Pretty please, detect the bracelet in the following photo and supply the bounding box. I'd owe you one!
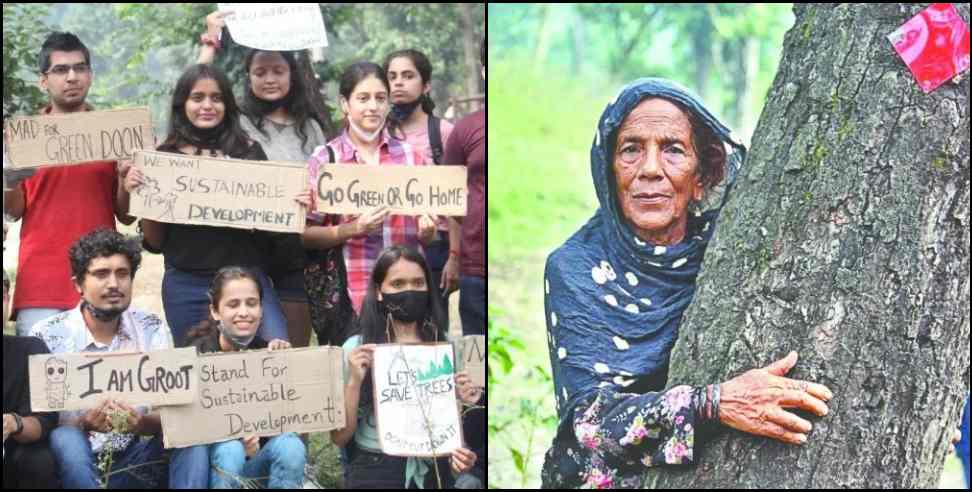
[449,250,460,258]
[200,33,221,51]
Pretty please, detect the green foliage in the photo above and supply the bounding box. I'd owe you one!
[2,4,51,117]
[488,3,794,139]
[4,3,485,134]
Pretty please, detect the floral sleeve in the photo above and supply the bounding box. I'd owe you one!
[544,385,711,489]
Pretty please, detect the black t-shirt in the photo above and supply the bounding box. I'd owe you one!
[146,142,277,275]
[3,336,59,449]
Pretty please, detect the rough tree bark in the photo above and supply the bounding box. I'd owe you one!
[648,3,970,488]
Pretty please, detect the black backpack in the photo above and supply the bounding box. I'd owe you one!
[428,115,444,165]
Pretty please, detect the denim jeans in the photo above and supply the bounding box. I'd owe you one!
[959,396,970,489]
[459,275,486,336]
[15,307,65,336]
[209,433,306,489]
[49,426,209,489]
[162,266,289,347]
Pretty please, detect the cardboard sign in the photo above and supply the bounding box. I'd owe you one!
[160,346,345,449]
[459,336,486,388]
[315,164,468,216]
[3,107,153,169]
[29,348,197,412]
[131,150,307,233]
[219,3,328,51]
[373,344,464,457]
[888,3,970,93]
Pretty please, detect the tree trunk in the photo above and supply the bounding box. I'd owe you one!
[648,3,970,488]
[459,2,483,111]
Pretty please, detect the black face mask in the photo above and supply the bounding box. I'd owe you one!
[81,299,125,322]
[380,290,429,324]
[250,86,294,116]
[390,99,422,122]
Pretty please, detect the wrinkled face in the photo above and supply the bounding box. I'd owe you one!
[613,98,703,245]
[249,51,291,102]
[341,75,389,134]
[210,278,262,341]
[387,56,429,105]
[75,254,133,314]
[185,78,225,130]
[40,50,93,111]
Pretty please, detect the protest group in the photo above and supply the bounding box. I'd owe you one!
[3,5,486,489]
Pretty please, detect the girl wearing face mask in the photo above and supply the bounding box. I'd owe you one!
[304,62,438,321]
[197,10,333,351]
[127,64,312,348]
[384,49,462,318]
[330,246,481,489]
[184,266,305,489]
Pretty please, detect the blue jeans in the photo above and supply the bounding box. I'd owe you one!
[459,275,486,336]
[209,433,306,489]
[162,266,289,347]
[49,426,209,488]
[959,396,970,489]
[15,307,65,336]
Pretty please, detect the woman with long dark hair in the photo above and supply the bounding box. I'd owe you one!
[125,64,312,348]
[384,49,462,319]
[304,62,438,328]
[330,246,481,489]
[197,10,332,350]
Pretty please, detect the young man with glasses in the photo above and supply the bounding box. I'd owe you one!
[3,32,136,337]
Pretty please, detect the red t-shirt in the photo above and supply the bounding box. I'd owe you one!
[13,107,118,313]
[444,108,485,278]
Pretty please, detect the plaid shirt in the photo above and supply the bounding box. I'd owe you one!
[307,129,426,313]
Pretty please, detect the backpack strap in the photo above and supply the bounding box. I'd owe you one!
[428,115,444,165]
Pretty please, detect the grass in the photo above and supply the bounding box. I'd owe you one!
[487,58,615,488]
[485,58,972,490]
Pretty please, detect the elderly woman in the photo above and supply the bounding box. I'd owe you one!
[541,79,834,489]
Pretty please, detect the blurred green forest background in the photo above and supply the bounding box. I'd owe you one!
[486,3,968,489]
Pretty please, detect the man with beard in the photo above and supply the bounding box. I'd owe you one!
[4,32,136,338]
[28,229,209,488]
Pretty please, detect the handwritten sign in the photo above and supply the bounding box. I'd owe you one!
[160,346,345,449]
[373,344,464,457]
[131,150,307,233]
[315,164,467,216]
[3,107,153,169]
[459,336,486,388]
[29,348,197,412]
[219,3,328,51]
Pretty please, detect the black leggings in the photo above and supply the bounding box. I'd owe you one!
[346,448,452,489]
[3,440,61,489]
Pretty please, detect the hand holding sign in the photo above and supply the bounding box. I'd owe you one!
[80,399,113,433]
[353,207,390,237]
[455,371,484,406]
[349,344,377,385]
[451,448,478,476]
[417,214,437,244]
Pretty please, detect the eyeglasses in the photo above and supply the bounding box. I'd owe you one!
[45,63,91,76]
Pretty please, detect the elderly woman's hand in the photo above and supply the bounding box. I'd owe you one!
[719,351,833,445]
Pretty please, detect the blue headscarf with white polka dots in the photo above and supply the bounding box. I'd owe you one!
[544,78,746,425]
